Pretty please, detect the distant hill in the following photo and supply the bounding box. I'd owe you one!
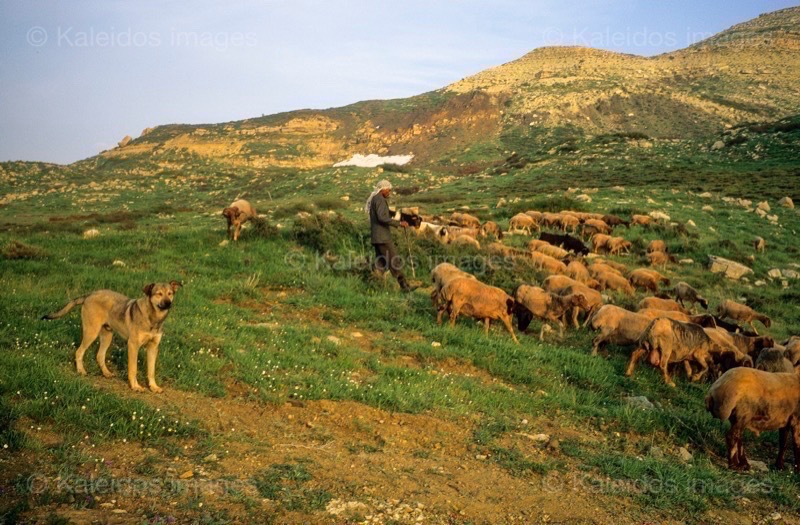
[36,7,800,173]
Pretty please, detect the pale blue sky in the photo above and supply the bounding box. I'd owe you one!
[1,1,796,164]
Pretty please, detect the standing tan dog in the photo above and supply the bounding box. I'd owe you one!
[42,281,181,393]
[222,199,257,241]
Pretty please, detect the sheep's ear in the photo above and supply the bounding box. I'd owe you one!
[143,283,155,296]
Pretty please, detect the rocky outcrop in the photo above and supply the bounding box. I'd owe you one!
[709,256,753,280]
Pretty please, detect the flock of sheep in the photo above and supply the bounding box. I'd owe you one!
[410,207,800,474]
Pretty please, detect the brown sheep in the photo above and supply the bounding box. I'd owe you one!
[591,234,612,254]
[631,214,653,227]
[514,284,588,340]
[449,235,481,250]
[593,259,629,274]
[583,219,612,237]
[702,327,756,378]
[524,210,543,224]
[706,367,800,472]
[440,278,518,343]
[446,226,480,239]
[595,270,635,296]
[646,251,676,268]
[548,282,604,328]
[673,282,709,311]
[449,212,481,229]
[717,300,772,335]
[606,237,632,256]
[753,236,766,253]
[222,199,257,241]
[529,251,567,274]
[588,305,653,356]
[559,214,581,234]
[602,214,629,228]
[756,348,795,373]
[637,297,689,314]
[646,240,667,254]
[430,263,476,320]
[785,337,800,366]
[626,318,718,387]
[628,268,671,293]
[533,242,569,260]
[541,212,561,229]
[480,221,503,240]
[565,260,600,289]
[509,213,538,235]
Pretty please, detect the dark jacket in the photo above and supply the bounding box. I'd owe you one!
[369,192,400,244]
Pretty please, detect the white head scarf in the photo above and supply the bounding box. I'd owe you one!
[364,180,392,214]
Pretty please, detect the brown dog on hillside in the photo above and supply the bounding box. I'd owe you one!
[222,199,257,241]
[42,282,181,393]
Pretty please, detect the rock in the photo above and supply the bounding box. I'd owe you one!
[754,280,766,287]
[782,280,789,288]
[112,260,126,267]
[755,208,767,218]
[702,205,713,212]
[612,186,625,192]
[782,269,799,279]
[218,239,229,247]
[771,513,782,522]
[203,453,218,463]
[340,195,350,201]
[311,337,322,344]
[326,335,341,346]
[476,454,487,460]
[768,269,782,279]
[649,211,671,222]
[431,342,441,347]
[649,446,664,459]
[778,196,794,209]
[625,396,655,410]
[496,198,507,208]
[351,332,363,338]
[678,447,693,462]
[767,214,778,222]
[547,439,560,452]
[100,502,115,509]
[749,460,769,472]
[709,256,754,280]
[532,433,550,443]
[83,228,101,239]
[711,140,725,150]
[179,471,194,479]
[686,220,696,227]
[679,259,694,265]
[699,192,713,198]
[111,509,127,514]
[575,194,592,203]
[756,201,771,213]
[118,135,132,148]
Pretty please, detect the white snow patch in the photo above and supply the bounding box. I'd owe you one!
[333,153,413,168]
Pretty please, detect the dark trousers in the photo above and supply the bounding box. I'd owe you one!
[373,242,408,287]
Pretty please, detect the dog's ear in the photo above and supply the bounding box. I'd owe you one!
[143,283,156,296]
[222,207,232,218]
[169,280,182,293]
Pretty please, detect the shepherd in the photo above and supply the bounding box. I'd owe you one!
[365,180,418,292]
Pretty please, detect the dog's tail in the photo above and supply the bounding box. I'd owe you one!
[41,296,86,320]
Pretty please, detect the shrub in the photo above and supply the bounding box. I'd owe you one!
[1,240,47,260]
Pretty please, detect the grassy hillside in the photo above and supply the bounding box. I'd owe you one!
[2,121,800,523]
